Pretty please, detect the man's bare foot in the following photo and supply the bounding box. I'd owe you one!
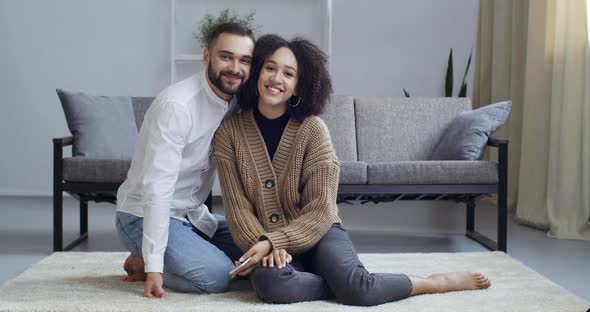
[122,254,146,282]
[427,272,491,293]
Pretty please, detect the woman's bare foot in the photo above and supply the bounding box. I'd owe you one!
[428,272,491,292]
[122,254,146,282]
[410,272,491,295]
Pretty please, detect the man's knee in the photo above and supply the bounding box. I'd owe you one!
[188,262,232,294]
[164,262,231,294]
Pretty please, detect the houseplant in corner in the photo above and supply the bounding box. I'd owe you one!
[403,48,472,97]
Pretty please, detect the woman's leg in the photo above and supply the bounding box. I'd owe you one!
[311,224,412,306]
[249,256,330,304]
[312,224,491,306]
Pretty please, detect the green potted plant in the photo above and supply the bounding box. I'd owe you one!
[195,9,259,48]
[403,48,472,98]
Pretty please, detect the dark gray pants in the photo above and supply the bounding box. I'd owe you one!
[250,224,413,306]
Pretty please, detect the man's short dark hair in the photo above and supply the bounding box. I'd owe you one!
[237,34,333,121]
[207,22,255,49]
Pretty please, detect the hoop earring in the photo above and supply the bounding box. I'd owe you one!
[255,88,258,97]
[289,95,301,107]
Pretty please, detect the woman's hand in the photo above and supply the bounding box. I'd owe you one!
[231,240,272,277]
[262,249,292,269]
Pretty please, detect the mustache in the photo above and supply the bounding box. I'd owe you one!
[220,70,245,79]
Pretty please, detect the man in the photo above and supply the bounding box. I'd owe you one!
[115,22,255,298]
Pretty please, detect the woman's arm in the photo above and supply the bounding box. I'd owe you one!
[260,118,340,254]
[214,120,267,252]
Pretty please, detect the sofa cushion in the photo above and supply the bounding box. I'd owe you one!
[367,161,498,184]
[355,98,471,161]
[320,95,357,161]
[62,157,131,183]
[339,161,367,184]
[430,101,512,160]
[57,89,138,159]
[131,97,155,130]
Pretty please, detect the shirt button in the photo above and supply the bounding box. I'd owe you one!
[264,179,274,189]
[270,214,279,223]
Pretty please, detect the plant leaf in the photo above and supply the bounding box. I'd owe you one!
[460,49,472,95]
[403,88,411,97]
[445,48,453,97]
[458,83,467,97]
[195,9,258,48]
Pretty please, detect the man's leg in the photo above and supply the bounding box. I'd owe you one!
[115,211,234,293]
[115,212,146,281]
[205,214,245,262]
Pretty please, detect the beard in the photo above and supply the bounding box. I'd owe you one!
[207,65,246,95]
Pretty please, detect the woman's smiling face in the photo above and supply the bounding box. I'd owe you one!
[257,47,299,113]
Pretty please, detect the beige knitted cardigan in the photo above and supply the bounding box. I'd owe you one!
[214,110,341,254]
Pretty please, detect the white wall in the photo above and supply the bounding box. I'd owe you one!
[0,0,170,195]
[0,0,479,196]
[332,0,478,97]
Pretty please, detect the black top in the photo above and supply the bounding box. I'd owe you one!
[254,106,290,161]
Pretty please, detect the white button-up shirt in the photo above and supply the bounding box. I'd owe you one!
[116,71,236,273]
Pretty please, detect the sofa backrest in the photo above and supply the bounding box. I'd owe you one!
[131,97,155,130]
[133,95,360,162]
[132,96,471,162]
[319,95,357,161]
[355,97,471,161]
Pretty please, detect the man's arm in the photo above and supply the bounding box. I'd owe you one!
[139,100,190,273]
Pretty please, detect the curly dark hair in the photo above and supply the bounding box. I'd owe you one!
[237,34,333,121]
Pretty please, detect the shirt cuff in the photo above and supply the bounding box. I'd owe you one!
[259,231,290,251]
[144,254,164,273]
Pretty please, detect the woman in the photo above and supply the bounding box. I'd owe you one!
[214,34,491,306]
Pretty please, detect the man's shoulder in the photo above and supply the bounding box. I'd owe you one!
[154,73,204,108]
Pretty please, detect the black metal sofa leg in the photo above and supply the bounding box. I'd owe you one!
[465,196,507,252]
[53,192,89,252]
[466,199,475,232]
[80,195,89,238]
[53,186,63,252]
[465,199,502,250]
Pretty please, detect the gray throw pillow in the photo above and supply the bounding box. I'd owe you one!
[57,89,138,159]
[430,101,511,160]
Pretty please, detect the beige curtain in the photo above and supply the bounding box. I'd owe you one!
[475,0,590,240]
[473,0,528,211]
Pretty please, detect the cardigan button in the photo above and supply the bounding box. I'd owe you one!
[264,179,274,189]
[270,214,279,223]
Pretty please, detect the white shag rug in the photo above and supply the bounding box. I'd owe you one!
[0,252,587,312]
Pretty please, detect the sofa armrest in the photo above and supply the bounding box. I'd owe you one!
[53,136,73,184]
[486,136,509,147]
[53,136,74,147]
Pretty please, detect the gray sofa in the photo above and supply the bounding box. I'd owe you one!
[53,96,507,252]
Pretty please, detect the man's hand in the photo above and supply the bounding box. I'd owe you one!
[231,240,272,277]
[144,272,166,298]
[261,249,292,269]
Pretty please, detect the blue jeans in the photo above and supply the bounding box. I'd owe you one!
[115,211,243,293]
